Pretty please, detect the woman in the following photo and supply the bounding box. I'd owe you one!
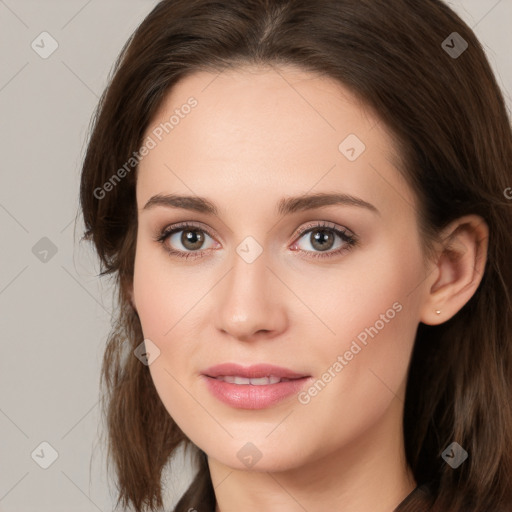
[79,1,512,511]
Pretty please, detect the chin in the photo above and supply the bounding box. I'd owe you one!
[200,432,315,473]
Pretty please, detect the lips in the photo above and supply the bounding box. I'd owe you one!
[203,363,308,380]
[201,363,311,409]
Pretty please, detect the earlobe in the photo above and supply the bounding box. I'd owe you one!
[420,215,488,326]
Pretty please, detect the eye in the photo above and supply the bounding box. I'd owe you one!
[290,221,358,259]
[154,222,218,259]
[154,220,358,260]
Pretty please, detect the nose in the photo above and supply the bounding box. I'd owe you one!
[214,248,288,342]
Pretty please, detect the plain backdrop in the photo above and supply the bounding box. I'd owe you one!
[0,1,511,510]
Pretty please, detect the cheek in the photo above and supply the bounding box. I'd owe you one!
[299,231,424,355]
[301,236,425,407]
[132,245,205,435]
[288,255,423,461]
[132,239,188,339]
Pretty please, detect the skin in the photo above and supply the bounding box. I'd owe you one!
[131,64,488,512]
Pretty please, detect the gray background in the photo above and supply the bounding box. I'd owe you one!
[0,1,510,510]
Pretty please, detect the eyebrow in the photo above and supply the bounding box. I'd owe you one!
[142,192,379,216]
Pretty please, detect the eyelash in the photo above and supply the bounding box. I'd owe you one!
[153,221,358,261]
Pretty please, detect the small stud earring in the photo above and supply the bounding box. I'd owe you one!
[435,310,441,315]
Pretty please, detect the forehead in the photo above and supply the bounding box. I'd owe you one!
[143,64,385,159]
[136,65,414,219]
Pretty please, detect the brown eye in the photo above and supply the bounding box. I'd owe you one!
[308,229,336,252]
[180,229,206,251]
[291,222,358,259]
[156,223,217,258]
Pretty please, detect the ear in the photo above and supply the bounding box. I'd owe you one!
[420,214,489,325]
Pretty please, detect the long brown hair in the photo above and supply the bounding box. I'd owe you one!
[79,1,512,511]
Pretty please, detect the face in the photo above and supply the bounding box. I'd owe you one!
[132,65,430,473]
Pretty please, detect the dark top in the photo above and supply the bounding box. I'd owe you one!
[393,482,434,511]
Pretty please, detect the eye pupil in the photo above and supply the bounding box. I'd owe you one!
[311,230,334,251]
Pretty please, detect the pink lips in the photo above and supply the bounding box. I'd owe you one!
[202,363,311,410]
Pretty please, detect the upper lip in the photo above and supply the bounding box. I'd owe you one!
[202,363,308,379]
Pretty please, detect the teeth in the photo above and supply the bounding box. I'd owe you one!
[217,375,284,385]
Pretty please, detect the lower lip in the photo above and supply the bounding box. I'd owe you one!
[202,376,311,409]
